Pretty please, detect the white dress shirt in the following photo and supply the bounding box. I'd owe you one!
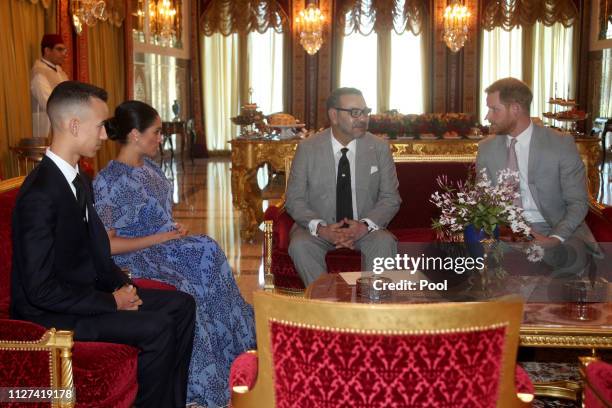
[507,122,562,241]
[308,131,379,236]
[45,148,88,220]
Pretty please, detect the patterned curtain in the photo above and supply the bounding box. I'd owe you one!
[200,0,287,36]
[482,0,580,31]
[337,0,426,36]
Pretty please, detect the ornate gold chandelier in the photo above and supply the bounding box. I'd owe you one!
[295,3,325,55]
[443,1,471,53]
[70,0,107,34]
[149,0,180,46]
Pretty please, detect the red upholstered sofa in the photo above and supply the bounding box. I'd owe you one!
[0,176,175,408]
[264,160,612,292]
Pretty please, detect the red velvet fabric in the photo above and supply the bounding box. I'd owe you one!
[270,321,508,407]
[72,342,139,408]
[133,277,177,291]
[389,162,472,230]
[514,365,535,395]
[0,188,19,319]
[0,349,52,408]
[229,352,259,392]
[602,206,612,221]
[585,361,612,408]
[265,207,294,252]
[229,347,532,406]
[586,209,612,243]
[0,319,47,341]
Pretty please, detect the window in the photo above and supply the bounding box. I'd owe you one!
[202,30,285,151]
[339,32,378,111]
[202,33,240,151]
[339,0,425,114]
[131,0,190,126]
[601,48,612,118]
[480,26,522,122]
[531,22,574,119]
[134,53,189,121]
[339,31,424,114]
[389,31,424,114]
[131,0,188,55]
[248,30,285,114]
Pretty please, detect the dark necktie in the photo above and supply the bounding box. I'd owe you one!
[506,138,522,208]
[336,147,353,222]
[72,174,87,222]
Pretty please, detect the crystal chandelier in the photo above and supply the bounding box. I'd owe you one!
[295,3,325,55]
[149,0,180,47]
[71,0,107,34]
[443,1,471,53]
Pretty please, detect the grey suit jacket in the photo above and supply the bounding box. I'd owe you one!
[285,128,401,229]
[476,124,598,250]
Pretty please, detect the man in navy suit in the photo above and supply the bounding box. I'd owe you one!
[11,81,196,408]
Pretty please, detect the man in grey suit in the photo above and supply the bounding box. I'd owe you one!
[286,87,402,286]
[477,77,600,276]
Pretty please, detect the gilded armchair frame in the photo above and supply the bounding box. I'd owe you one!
[0,176,75,408]
[0,328,75,408]
[231,292,532,408]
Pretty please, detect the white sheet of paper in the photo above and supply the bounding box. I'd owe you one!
[339,270,424,285]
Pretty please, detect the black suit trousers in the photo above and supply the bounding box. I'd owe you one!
[70,289,195,408]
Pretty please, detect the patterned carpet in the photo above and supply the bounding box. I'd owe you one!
[520,362,581,407]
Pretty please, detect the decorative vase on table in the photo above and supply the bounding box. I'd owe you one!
[463,224,503,292]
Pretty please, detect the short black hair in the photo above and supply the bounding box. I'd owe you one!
[326,87,364,111]
[47,81,108,120]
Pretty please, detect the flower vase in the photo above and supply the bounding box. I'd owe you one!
[464,225,501,292]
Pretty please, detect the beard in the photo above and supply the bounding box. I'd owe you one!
[490,117,516,135]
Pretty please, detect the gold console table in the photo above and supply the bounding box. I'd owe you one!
[230,137,602,241]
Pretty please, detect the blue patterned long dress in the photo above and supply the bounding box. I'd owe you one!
[93,159,255,407]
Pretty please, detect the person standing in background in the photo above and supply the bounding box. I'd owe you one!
[31,34,69,138]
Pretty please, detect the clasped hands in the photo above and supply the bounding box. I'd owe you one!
[158,222,189,244]
[113,284,142,311]
[317,218,368,249]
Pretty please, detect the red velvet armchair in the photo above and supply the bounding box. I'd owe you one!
[263,160,474,292]
[0,176,175,407]
[264,159,612,292]
[229,292,534,407]
[584,360,612,408]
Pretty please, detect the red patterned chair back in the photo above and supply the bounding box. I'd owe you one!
[0,177,25,319]
[232,292,529,408]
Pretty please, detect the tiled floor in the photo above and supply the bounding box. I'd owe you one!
[162,157,265,305]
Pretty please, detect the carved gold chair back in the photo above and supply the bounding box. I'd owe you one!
[231,291,531,408]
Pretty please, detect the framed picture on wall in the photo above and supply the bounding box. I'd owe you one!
[591,0,612,50]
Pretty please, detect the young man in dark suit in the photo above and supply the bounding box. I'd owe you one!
[11,81,196,408]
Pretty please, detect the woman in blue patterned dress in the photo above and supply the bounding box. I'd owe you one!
[93,101,255,407]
